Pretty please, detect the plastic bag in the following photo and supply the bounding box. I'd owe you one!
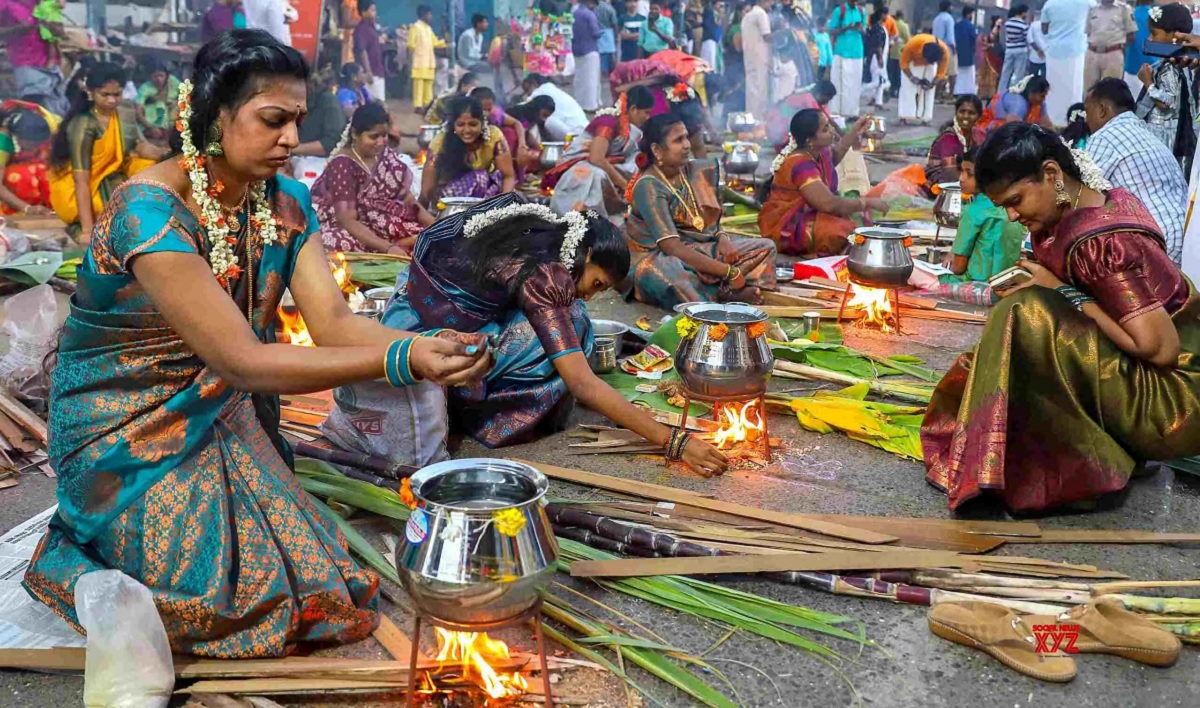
[0,284,59,409]
[76,570,174,708]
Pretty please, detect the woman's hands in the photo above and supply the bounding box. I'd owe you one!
[865,197,889,214]
[715,233,739,264]
[681,435,729,477]
[409,331,493,386]
[997,259,1063,298]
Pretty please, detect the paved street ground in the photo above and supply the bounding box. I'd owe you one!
[2,97,1198,708]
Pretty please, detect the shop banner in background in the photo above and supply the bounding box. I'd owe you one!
[290,0,325,65]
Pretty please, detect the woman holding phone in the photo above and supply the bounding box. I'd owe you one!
[923,123,1200,514]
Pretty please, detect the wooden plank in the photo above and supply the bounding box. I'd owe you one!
[181,678,409,695]
[0,411,38,452]
[0,391,47,446]
[805,514,1041,538]
[1000,530,1200,544]
[570,550,966,578]
[281,406,328,427]
[760,291,829,309]
[373,613,430,663]
[0,647,85,672]
[519,460,899,545]
[760,306,842,319]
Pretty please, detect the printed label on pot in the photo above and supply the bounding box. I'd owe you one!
[406,508,429,545]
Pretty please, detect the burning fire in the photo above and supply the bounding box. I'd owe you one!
[416,148,429,165]
[277,306,313,347]
[432,628,529,699]
[277,253,360,345]
[710,399,765,450]
[846,284,895,332]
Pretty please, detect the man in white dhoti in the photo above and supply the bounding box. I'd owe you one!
[953,7,979,95]
[573,0,604,111]
[828,0,867,117]
[742,0,773,120]
[1040,0,1090,126]
[898,34,947,125]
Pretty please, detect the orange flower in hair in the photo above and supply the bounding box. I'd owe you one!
[618,93,630,140]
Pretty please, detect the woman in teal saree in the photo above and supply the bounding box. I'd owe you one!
[22,31,490,658]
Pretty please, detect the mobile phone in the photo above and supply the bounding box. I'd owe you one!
[1143,40,1199,59]
[988,266,1033,292]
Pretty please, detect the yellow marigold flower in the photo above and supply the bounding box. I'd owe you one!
[675,316,699,339]
[492,507,527,537]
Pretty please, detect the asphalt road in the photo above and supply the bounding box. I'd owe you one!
[2,101,1198,708]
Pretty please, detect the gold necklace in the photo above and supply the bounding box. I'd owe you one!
[350,146,375,173]
[220,216,255,323]
[652,166,705,231]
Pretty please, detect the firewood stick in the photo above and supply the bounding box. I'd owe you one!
[0,390,47,446]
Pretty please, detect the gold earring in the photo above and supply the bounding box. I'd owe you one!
[206,122,224,156]
[1054,180,1070,206]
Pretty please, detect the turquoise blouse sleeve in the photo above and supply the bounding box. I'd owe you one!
[108,184,201,270]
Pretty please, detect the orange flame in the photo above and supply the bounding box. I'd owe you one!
[847,284,895,332]
[710,399,765,450]
[416,148,429,165]
[330,252,356,296]
[433,629,529,699]
[278,306,313,347]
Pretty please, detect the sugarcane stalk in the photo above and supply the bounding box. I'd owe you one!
[293,441,416,478]
[553,525,662,558]
[1107,594,1200,616]
[1092,580,1200,596]
[883,570,1092,592]
[773,361,933,403]
[546,505,723,558]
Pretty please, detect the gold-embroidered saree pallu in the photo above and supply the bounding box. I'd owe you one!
[922,189,1200,513]
[23,179,378,657]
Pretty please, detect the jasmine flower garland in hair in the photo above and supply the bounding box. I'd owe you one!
[771,137,798,173]
[1060,137,1112,192]
[332,122,352,154]
[1150,6,1162,22]
[462,203,593,268]
[176,79,280,287]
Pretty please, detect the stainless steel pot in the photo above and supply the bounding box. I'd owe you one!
[674,303,774,398]
[933,181,963,228]
[438,196,483,218]
[591,318,629,353]
[540,141,566,171]
[846,227,914,288]
[723,141,760,175]
[418,124,442,149]
[359,286,395,319]
[863,116,887,141]
[726,112,757,134]
[397,458,558,625]
[588,338,618,373]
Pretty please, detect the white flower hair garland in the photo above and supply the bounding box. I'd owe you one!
[1149,6,1162,23]
[462,203,595,268]
[177,79,280,287]
[1060,137,1112,192]
[1010,74,1033,93]
[332,122,352,154]
[771,137,798,173]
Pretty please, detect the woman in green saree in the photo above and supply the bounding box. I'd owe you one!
[922,123,1200,514]
[23,30,491,658]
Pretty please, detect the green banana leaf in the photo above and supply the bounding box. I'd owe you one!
[0,251,63,286]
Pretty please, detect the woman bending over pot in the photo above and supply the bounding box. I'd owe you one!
[325,193,729,477]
